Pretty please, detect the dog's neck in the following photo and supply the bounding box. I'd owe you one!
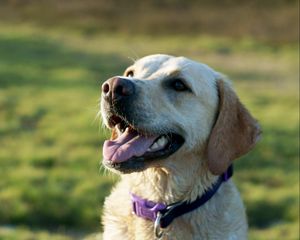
[123,154,217,204]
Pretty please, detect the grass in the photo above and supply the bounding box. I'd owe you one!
[0,24,298,239]
[0,0,298,42]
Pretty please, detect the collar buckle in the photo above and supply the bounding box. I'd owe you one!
[131,193,166,221]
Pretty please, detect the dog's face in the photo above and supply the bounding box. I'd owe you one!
[101,54,261,175]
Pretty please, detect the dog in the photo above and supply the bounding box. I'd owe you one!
[100,54,261,240]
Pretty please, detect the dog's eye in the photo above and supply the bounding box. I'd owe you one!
[126,71,134,77]
[171,79,189,92]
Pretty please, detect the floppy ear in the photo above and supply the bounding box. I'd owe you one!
[207,79,261,175]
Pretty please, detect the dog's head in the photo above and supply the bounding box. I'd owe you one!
[100,54,261,175]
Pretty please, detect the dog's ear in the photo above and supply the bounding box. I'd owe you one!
[111,128,118,140]
[207,79,261,175]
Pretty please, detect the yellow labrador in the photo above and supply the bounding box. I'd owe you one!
[100,54,261,240]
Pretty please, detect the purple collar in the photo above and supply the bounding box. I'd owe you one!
[131,193,167,221]
[130,165,233,230]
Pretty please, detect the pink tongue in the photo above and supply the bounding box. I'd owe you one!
[103,129,157,163]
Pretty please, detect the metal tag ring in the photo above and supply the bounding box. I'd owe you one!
[154,212,164,239]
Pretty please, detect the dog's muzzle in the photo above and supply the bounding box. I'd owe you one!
[101,76,184,173]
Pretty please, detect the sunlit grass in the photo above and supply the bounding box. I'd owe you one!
[0,23,298,239]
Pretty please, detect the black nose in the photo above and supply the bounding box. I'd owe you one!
[102,77,135,101]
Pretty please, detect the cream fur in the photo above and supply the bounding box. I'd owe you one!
[101,54,254,240]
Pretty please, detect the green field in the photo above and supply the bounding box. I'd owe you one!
[0,24,298,240]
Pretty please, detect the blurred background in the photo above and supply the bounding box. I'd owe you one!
[0,0,298,239]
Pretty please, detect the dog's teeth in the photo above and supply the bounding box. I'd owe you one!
[147,136,168,152]
[150,142,159,151]
[157,136,168,147]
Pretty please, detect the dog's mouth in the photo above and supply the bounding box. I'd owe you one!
[102,115,184,173]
